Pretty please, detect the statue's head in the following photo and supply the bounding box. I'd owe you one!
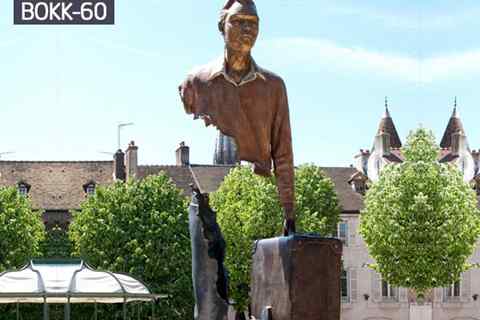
[218,0,259,54]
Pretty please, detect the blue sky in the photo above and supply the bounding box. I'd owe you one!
[2,0,480,166]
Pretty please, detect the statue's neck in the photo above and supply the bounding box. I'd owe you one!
[225,49,252,83]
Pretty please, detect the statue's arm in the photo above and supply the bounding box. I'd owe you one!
[271,79,295,221]
[178,74,196,115]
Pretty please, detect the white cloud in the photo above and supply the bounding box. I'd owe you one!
[259,37,480,84]
[321,3,479,30]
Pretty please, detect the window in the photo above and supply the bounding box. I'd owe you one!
[337,221,348,245]
[381,280,398,301]
[445,280,461,301]
[86,184,95,196]
[17,182,30,197]
[83,181,96,196]
[341,269,349,303]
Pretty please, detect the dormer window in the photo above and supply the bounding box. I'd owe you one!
[83,181,96,196]
[17,181,31,197]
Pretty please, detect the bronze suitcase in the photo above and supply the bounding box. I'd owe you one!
[250,235,342,320]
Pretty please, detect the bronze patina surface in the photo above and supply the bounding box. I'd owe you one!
[179,0,296,234]
[250,236,343,320]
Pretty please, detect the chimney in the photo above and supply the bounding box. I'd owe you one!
[354,149,370,175]
[125,141,138,181]
[176,142,190,166]
[472,150,480,176]
[113,149,126,181]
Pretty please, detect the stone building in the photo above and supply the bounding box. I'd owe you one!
[340,103,480,320]
[0,141,235,229]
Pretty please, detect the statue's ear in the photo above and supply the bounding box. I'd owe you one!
[218,20,224,34]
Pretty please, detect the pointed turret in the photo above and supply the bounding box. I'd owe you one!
[440,98,465,149]
[376,97,402,148]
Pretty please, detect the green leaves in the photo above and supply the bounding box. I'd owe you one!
[0,187,44,272]
[360,128,480,295]
[69,174,193,320]
[211,164,340,311]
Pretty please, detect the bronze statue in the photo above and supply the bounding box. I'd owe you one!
[179,0,296,235]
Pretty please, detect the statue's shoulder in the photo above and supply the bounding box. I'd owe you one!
[256,65,287,89]
[184,58,223,84]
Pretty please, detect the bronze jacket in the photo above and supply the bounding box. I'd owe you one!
[179,57,295,215]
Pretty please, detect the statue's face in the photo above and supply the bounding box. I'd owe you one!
[224,13,259,54]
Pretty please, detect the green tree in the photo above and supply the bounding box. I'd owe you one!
[295,164,341,235]
[0,187,44,271]
[40,226,73,258]
[69,174,193,320]
[211,165,340,311]
[360,128,480,295]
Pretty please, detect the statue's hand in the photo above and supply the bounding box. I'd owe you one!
[282,203,295,236]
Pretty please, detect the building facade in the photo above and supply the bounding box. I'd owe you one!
[340,104,480,320]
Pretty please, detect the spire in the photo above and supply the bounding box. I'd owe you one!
[383,96,391,118]
[214,131,238,165]
[376,98,402,148]
[453,96,459,118]
[440,98,465,148]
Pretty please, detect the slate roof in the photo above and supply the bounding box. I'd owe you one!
[440,107,465,148]
[0,161,114,210]
[377,107,402,149]
[0,161,371,215]
[137,165,195,196]
[138,165,364,213]
[321,167,364,213]
[189,165,236,194]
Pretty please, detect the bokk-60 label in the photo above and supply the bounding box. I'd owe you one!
[14,0,114,25]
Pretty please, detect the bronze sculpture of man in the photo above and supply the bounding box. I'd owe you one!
[179,0,296,235]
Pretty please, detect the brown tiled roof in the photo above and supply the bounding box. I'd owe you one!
[138,165,364,213]
[440,108,464,148]
[137,165,195,196]
[0,161,114,210]
[377,107,402,148]
[383,152,403,163]
[439,152,459,163]
[189,165,236,194]
[321,167,364,213]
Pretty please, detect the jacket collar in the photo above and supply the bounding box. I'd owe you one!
[207,56,266,86]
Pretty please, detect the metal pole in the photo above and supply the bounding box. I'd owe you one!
[43,297,49,320]
[123,297,127,320]
[152,301,155,320]
[94,301,98,320]
[16,302,19,320]
[64,296,71,320]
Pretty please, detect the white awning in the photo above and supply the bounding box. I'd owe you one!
[0,260,161,304]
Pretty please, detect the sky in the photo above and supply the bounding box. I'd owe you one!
[2,0,480,166]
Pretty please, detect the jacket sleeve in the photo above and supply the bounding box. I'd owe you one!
[178,74,196,115]
[271,79,295,218]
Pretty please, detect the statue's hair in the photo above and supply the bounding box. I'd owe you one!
[218,0,256,34]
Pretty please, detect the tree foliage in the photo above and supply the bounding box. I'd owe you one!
[211,164,340,310]
[360,128,480,294]
[69,174,193,320]
[0,187,44,271]
[295,164,341,235]
[41,226,73,259]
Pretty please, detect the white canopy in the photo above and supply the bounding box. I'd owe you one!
[0,260,159,304]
